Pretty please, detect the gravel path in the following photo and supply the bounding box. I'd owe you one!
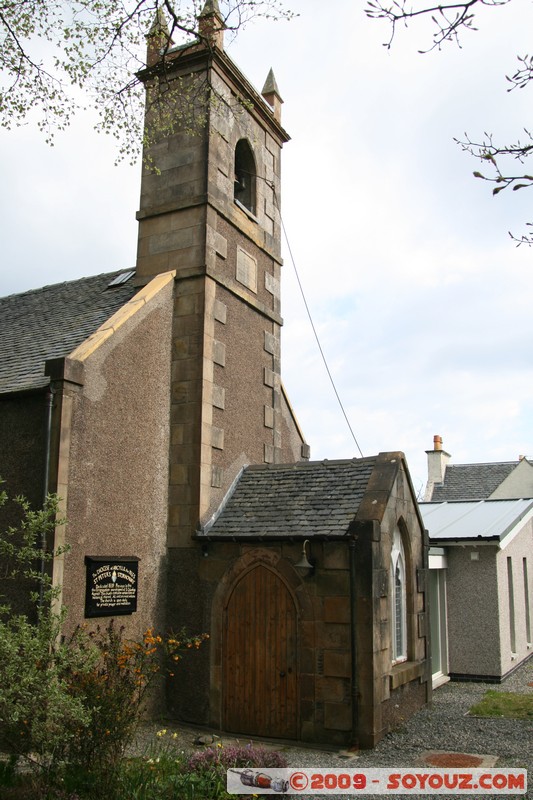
[136,658,533,799]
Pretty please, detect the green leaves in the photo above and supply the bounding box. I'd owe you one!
[0,604,91,770]
[0,481,213,796]
[0,487,64,614]
[0,0,294,160]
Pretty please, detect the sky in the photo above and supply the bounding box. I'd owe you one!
[2,0,533,496]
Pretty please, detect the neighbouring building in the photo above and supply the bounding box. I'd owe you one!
[421,436,533,684]
[424,434,533,502]
[0,1,431,747]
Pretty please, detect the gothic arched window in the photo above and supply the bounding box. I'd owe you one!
[234,139,257,215]
[391,526,407,663]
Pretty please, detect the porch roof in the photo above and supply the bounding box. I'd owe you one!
[420,498,533,546]
[199,457,378,539]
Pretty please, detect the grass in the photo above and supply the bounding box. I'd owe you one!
[469,690,533,719]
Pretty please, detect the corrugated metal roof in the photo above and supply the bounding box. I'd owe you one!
[419,499,533,544]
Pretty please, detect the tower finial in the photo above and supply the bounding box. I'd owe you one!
[146,9,172,67]
[198,0,225,50]
[262,68,283,122]
[199,0,222,15]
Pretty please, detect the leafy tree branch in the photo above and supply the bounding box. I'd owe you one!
[0,0,296,159]
[365,0,509,51]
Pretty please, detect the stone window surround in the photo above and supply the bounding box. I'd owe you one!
[234,138,257,217]
[391,526,407,665]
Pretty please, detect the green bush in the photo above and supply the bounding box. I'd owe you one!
[0,611,91,768]
[0,489,65,616]
[0,483,209,798]
[0,487,89,775]
[186,742,288,800]
[63,622,208,793]
[114,737,288,800]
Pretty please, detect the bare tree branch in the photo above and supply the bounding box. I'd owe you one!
[365,0,509,50]
[366,0,533,242]
[506,52,533,91]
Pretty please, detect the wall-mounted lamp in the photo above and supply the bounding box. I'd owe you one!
[294,539,314,577]
[201,543,209,558]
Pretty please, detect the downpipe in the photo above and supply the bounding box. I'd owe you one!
[39,387,54,611]
[349,537,359,746]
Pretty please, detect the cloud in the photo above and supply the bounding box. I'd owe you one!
[3,0,533,495]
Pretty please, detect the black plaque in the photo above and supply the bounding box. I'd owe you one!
[84,556,140,618]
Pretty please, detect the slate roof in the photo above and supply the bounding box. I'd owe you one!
[420,499,533,545]
[0,271,136,395]
[200,457,378,539]
[430,462,520,501]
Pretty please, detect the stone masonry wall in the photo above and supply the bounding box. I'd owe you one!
[0,393,48,618]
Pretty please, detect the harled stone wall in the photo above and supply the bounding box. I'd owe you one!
[58,276,174,641]
[497,524,533,676]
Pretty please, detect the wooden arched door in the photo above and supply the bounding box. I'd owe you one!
[223,563,298,738]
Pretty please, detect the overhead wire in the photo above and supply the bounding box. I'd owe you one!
[269,182,364,458]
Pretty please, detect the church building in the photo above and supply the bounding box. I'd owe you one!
[0,0,431,748]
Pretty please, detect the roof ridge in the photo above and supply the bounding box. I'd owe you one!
[422,498,533,505]
[244,457,374,472]
[447,461,521,468]
[0,269,128,301]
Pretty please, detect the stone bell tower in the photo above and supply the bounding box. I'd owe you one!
[135,0,306,552]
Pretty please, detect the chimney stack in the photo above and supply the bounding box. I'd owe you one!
[423,434,451,500]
